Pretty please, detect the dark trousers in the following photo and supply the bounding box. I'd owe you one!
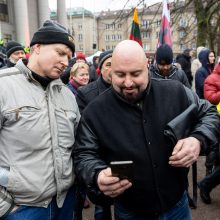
[200,165,220,192]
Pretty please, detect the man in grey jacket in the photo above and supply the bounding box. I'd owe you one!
[0,20,80,220]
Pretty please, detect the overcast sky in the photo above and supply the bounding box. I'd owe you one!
[48,0,165,12]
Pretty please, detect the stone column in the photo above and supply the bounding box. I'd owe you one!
[38,0,50,26]
[13,0,30,46]
[57,0,67,28]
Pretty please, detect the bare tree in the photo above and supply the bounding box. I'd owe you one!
[173,0,220,54]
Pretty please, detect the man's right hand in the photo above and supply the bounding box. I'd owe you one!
[97,168,132,198]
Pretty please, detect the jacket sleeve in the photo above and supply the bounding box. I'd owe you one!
[179,69,191,88]
[184,87,220,153]
[76,89,88,114]
[0,186,14,218]
[204,75,220,105]
[73,116,111,204]
[195,69,206,98]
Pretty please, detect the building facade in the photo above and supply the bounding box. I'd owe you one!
[0,0,197,56]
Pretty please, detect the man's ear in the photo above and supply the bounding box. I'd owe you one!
[32,44,41,54]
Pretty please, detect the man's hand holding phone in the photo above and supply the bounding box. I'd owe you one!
[110,161,134,181]
[97,166,132,198]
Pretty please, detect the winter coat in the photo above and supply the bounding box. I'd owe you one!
[176,52,193,86]
[76,75,111,113]
[191,46,205,91]
[67,81,78,96]
[150,64,190,88]
[0,60,80,214]
[74,78,220,217]
[204,62,220,105]
[191,47,205,76]
[195,49,213,99]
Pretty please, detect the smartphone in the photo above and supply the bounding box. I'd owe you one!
[110,160,133,182]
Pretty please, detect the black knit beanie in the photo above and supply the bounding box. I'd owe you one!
[30,20,75,54]
[156,44,173,65]
[98,50,113,69]
[6,41,24,58]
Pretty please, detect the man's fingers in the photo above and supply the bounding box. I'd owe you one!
[172,140,183,155]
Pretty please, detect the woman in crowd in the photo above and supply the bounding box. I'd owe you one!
[67,62,90,96]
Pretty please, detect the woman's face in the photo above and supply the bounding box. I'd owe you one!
[73,67,89,86]
[208,52,215,64]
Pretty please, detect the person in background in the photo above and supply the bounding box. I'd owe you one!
[75,50,113,220]
[0,20,80,220]
[76,50,113,113]
[61,52,87,85]
[198,60,220,204]
[176,48,194,87]
[0,52,5,68]
[60,57,76,84]
[150,44,190,88]
[67,62,90,96]
[1,41,26,68]
[195,49,215,99]
[191,46,205,90]
[76,52,86,63]
[74,40,220,220]
[89,55,100,82]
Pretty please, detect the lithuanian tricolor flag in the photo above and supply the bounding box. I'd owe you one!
[129,8,142,46]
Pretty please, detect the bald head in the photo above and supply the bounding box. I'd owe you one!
[112,40,147,68]
[111,40,149,103]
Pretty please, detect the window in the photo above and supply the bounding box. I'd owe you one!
[142,20,148,28]
[111,23,115,30]
[112,45,115,50]
[142,32,150,39]
[78,24,82,30]
[179,44,186,50]
[179,17,187,27]
[105,35,110,41]
[106,45,110,50]
[118,24,122,29]
[78,34,83,41]
[112,35,115,40]
[79,44,83,51]
[143,44,150,51]
[156,20,161,27]
[179,31,186,38]
[191,43,196,50]
[117,34,122,41]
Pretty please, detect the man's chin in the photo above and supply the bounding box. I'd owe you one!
[122,94,139,103]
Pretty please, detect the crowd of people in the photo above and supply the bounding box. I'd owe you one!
[0,19,220,220]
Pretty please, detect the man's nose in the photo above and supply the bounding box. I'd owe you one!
[124,76,133,87]
[62,57,69,67]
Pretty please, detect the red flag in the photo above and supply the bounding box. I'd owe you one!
[158,0,172,48]
[129,8,142,46]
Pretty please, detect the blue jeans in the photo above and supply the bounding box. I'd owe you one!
[4,186,76,220]
[114,191,191,220]
[94,204,112,220]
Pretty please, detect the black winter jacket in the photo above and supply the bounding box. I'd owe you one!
[176,53,193,86]
[74,79,220,217]
[76,75,111,113]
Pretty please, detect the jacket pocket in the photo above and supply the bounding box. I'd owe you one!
[4,106,41,125]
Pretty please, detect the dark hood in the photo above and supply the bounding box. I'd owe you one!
[198,49,210,67]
